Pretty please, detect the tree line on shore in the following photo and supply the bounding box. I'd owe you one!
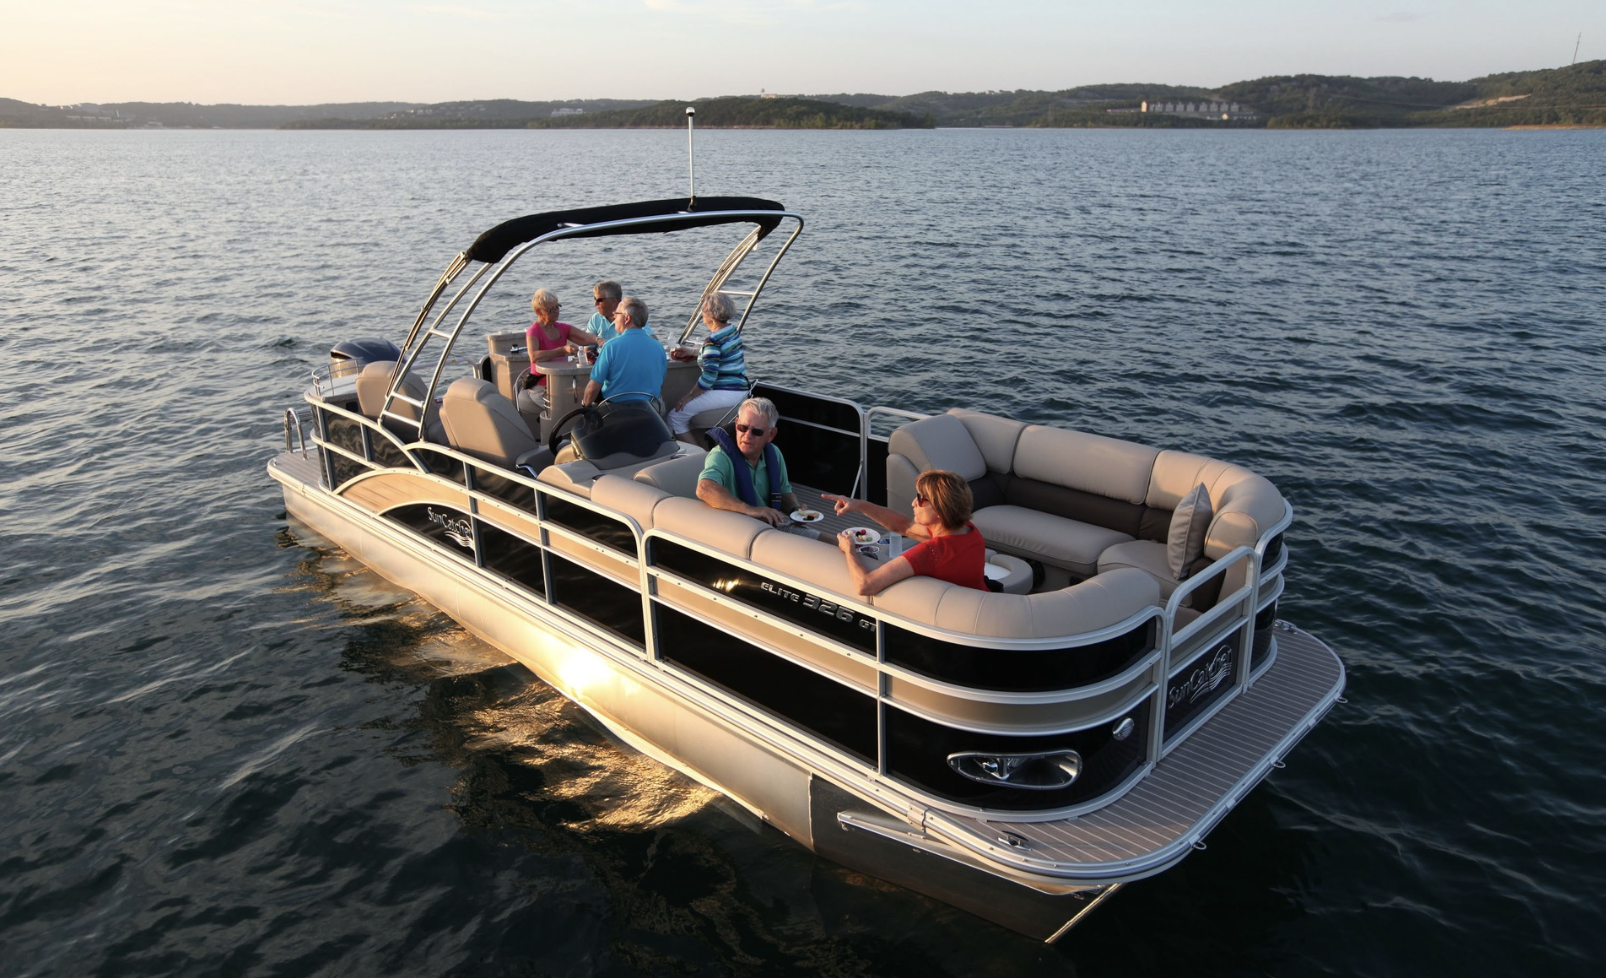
[5,60,1601,130]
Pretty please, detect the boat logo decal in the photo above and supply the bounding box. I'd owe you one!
[427,507,475,551]
[1168,644,1234,708]
[760,580,875,631]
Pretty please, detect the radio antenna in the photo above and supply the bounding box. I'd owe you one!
[1573,32,1582,66]
[686,106,696,204]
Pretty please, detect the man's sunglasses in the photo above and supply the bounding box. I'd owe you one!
[736,423,770,435]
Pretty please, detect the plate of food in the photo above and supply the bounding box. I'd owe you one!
[845,526,880,546]
[790,509,824,523]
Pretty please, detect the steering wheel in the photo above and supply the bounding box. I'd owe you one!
[547,404,598,457]
[546,392,667,458]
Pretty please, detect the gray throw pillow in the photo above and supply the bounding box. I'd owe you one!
[1167,483,1213,580]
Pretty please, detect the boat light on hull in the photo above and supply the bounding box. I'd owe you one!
[946,749,1083,790]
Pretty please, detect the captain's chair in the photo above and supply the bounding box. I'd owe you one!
[439,378,552,475]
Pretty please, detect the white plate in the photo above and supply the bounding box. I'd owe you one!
[845,526,880,545]
[791,509,824,523]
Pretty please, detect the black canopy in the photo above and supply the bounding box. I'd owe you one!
[465,196,788,265]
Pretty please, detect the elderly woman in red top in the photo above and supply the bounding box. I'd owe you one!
[824,469,987,596]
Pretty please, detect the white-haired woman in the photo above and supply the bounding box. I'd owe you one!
[669,292,749,434]
[523,288,603,403]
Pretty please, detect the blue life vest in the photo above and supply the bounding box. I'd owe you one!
[705,427,781,507]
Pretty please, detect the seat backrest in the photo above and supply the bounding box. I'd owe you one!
[439,377,541,468]
[632,452,709,498]
[356,361,424,419]
[356,360,448,443]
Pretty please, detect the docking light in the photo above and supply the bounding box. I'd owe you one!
[946,749,1082,790]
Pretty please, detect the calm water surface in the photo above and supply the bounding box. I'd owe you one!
[2,127,1604,977]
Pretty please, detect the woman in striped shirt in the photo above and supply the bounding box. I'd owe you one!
[669,292,751,435]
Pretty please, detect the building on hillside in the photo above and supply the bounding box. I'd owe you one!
[1140,100,1258,121]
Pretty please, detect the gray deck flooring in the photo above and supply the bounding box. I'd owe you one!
[269,450,322,488]
[930,626,1344,873]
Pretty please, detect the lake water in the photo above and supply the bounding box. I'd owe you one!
[2,126,1604,977]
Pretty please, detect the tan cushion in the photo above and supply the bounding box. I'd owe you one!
[1012,426,1158,506]
[536,459,602,498]
[870,574,950,619]
[1167,483,1213,579]
[587,440,683,472]
[1098,539,1181,599]
[1147,450,1239,508]
[885,453,921,518]
[874,568,1158,638]
[970,505,1132,577]
[947,409,1026,474]
[590,474,670,530]
[1206,475,1284,558]
[633,451,709,498]
[439,377,541,467]
[887,413,987,481]
[749,530,860,597]
[652,496,767,559]
[355,360,443,441]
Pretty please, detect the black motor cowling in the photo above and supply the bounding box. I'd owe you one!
[329,337,403,379]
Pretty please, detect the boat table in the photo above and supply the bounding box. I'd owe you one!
[531,355,592,442]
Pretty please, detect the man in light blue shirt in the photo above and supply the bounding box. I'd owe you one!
[586,280,621,346]
[582,296,666,406]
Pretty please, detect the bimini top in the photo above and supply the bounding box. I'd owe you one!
[466,196,789,265]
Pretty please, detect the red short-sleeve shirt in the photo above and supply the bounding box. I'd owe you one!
[901,522,987,591]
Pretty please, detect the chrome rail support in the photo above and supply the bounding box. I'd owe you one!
[282,407,309,458]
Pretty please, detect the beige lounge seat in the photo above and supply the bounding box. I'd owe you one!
[438,378,551,473]
[537,445,700,499]
[355,360,445,442]
[631,452,709,498]
[870,567,1160,639]
[886,408,1288,604]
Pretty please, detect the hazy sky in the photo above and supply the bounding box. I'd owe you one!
[3,1,1600,105]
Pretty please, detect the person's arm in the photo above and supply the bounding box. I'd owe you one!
[698,478,788,527]
[581,379,602,406]
[821,493,925,539]
[838,533,916,596]
[779,491,802,515]
[567,325,602,348]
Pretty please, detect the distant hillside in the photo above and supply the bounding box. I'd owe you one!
[1220,60,1606,127]
[5,61,1602,130]
[805,85,1217,127]
[0,100,422,128]
[287,96,930,130]
[530,97,930,129]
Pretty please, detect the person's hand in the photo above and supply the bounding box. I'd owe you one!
[837,529,857,554]
[757,507,788,528]
[822,492,854,517]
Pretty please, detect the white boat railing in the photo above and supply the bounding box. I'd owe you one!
[291,394,1291,819]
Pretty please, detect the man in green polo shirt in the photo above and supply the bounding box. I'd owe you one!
[696,397,803,528]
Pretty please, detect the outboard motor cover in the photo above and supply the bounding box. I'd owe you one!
[329,337,403,379]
